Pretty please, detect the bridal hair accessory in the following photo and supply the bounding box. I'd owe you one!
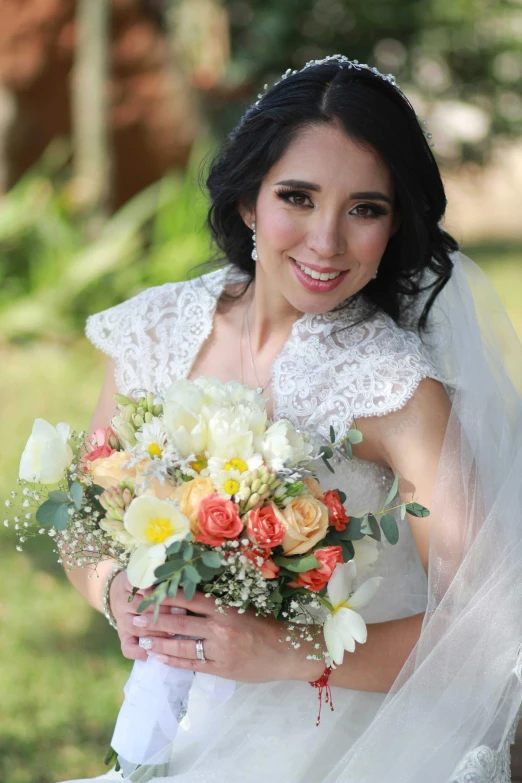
[309,665,334,726]
[251,54,434,148]
[196,639,207,663]
[251,220,258,261]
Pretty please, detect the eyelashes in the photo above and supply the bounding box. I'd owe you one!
[274,188,389,218]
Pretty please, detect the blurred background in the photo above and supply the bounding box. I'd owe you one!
[0,1,521,781]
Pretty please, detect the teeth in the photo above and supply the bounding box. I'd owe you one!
[296,260,341,281]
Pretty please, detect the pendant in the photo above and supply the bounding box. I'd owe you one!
[256,386,263,394]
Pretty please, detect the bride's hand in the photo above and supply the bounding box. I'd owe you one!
[109,571,186,662]
[130,590,324,683]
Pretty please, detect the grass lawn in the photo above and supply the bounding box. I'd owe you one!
[1,249,521,783]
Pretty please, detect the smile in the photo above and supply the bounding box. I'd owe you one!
[294,260,342,280]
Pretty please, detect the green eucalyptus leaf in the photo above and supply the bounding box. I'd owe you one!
[342,440,353,459]
[406,502,430,518]
[346,428,363,445]
[182,579,197,601]
[329,425,335,443]
[360,513,372,535]
[273,553,320,572]
[167,572,181,599]
[48,490,70,504]
[166,540,182,556]
[69,481,84,511]
[367,513,381,541]
[154,557,184,580]
[183,564,202,583]
[381,513,399,545]
[36,499,70,530]
[201,551,223,568]
[320,445,333,459]
[137,595,155,613]
[340,540,355,562]
[336,489,347,504]
[321,455,335,474]
[400,503,407,520]
[335,516,366,541]
[183,543,194,561]
[384,473,400,506]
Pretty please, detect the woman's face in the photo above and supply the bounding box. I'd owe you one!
[249,122,399,315]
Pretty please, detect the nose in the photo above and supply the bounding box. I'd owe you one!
[305,213,346,259]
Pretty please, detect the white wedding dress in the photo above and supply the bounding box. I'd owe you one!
[61,263,519,783]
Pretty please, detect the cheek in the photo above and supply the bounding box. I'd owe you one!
[350,221,393,264]
[261,210,302,251]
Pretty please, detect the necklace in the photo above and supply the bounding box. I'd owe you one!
[242,295,271,394]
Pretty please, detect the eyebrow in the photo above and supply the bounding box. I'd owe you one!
[275,180,392,204]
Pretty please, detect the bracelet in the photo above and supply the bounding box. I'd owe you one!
[102,564,123,630]
[309,665,334,726]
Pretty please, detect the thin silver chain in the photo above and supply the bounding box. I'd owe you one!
[245,293,271,394]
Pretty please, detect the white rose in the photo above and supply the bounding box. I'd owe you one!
[261,419,313,470]
[163,380,207,457]
[19,419,74,484]
[206,408,256,461]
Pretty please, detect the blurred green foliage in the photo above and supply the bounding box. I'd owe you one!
[221,0,522,157]
[0,141,213,341]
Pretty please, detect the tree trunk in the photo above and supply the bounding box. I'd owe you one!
[72,0,111,237]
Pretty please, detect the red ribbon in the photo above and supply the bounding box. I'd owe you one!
[309,665,334,726]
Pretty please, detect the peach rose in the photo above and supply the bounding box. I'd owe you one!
[297,546,344,592]
[172,477,215,532]
[89,451,136,489]
[280,495,329,555]
[323,490,350,532]
[247,504,286,549]
[259,557,280,580]
[304,477,324,500]
[196,493,244,546]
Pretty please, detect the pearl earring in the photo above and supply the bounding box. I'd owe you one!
[251,221,258,261]
[372,269,378,280]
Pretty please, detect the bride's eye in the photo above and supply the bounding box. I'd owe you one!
[275,189,313,208]
[350,203,387,219]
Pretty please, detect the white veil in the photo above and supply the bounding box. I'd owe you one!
[112,252,522,783]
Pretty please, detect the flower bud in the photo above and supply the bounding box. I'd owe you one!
[144,412,153,424]
[153,404,163,417]
[258,483,268,496]
[146,392,155,410]
[113,394,134,407]
[251,478,262,493]
[245,492,261,511]
[122,405,135,422]
[273,484,286,499]
[282,496,294,507]
[132,414,144,428]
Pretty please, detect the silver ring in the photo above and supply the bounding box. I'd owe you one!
[196,638,206,663]
[139,637,153,651]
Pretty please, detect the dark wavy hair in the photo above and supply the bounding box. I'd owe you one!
[205,61,459,332]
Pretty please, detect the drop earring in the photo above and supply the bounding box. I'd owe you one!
[372,269,378,280]
[251,221,258,261]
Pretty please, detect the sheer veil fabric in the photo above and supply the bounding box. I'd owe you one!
[65,253,522,783]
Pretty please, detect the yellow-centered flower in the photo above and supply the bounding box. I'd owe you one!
[189,454,208,473]
[223,478,241,495]
[147,442,162,459]
[145,516,176,544]
[224,457,248,472]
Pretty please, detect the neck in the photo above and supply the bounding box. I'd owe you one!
[247,263,301,352]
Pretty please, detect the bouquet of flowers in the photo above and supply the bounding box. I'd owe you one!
[8,377,429,666]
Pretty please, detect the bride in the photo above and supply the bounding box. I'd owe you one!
[62,56,522,782]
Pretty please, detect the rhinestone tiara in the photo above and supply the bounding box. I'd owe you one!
[251,53,434,147]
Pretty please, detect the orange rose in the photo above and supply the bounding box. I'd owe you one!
[172,477,215,532]
[297,546,344,592]
[247,504,286,549]
[323,490,350,532]
[304,477,324,500]
[196,493,244,546]
[280,495,329,555]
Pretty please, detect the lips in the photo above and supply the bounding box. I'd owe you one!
[290,257,348,293]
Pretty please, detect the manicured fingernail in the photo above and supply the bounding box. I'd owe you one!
[170,607,187,615]
[133,616,149,628]
[155,654,169,664]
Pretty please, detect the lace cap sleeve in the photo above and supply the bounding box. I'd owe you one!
[273,304,445,441]
[85,268,229,394]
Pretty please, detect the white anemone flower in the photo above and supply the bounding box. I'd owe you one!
[123,496,191,588]
[323,561,382,665]
[261,419,313,470]
[352,536,379,576]
[134,418,169,460]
